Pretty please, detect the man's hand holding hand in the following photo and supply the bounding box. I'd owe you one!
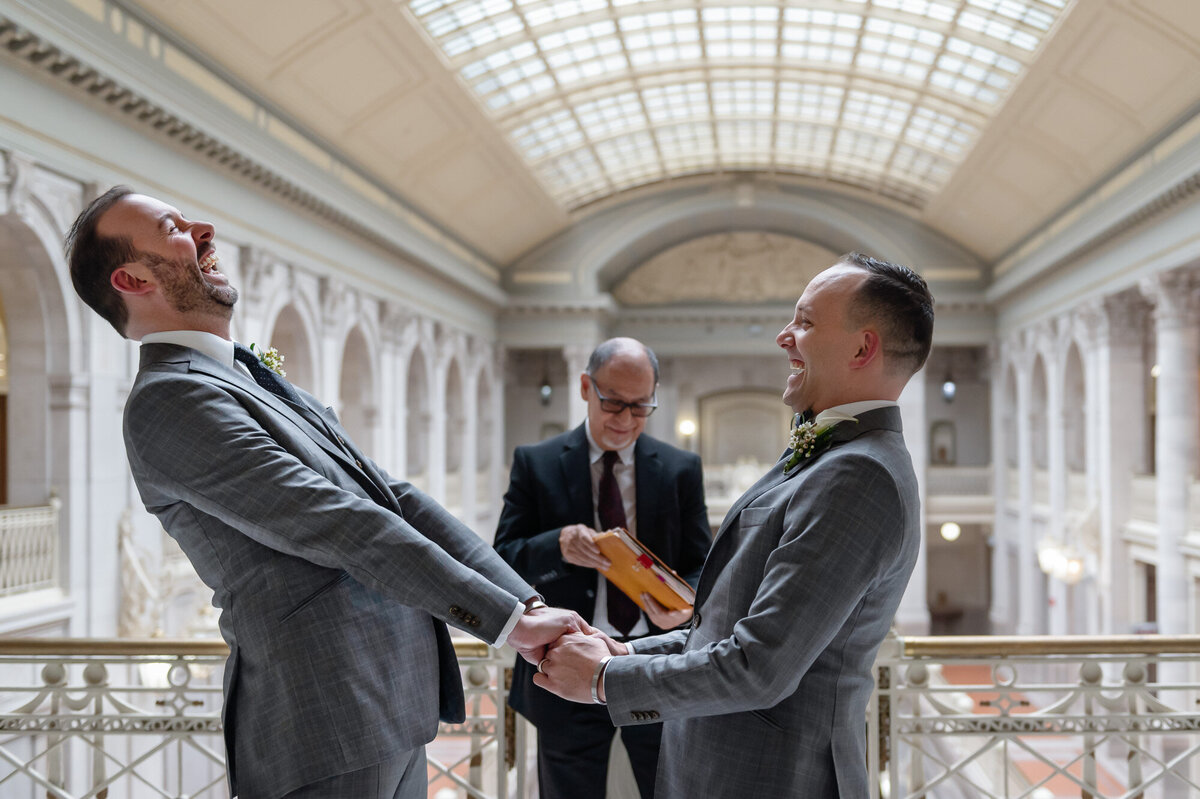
[533,632,614,704]
[509,606,590,664]
[559,524,612,570]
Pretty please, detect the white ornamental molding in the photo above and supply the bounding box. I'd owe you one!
[613,232,837,305]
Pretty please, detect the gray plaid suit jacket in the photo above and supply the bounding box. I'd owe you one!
[123,343,533,799]
[604,406,919,798]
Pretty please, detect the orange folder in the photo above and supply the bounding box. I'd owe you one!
[594,528,696,614]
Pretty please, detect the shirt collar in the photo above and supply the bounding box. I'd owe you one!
[584,419,637,465]
[814,399,896,424]
[141,330,234,369]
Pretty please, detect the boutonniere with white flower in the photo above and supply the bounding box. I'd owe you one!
[249,343,286,377]
[783,410,858,474]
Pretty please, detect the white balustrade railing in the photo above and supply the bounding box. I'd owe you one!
[0,498,60,598]
[871,635,1200,799]
[0,638,526,799]
[927,466,992,497]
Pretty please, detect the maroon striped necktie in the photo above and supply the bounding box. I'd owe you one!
[599,450,640,635]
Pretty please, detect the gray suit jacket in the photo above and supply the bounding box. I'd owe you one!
[604,407,919,798]
[123,344,533,799]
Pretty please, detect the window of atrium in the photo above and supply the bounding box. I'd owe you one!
[407,0,1069,209]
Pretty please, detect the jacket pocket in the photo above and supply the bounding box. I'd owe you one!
[280,572,350,621]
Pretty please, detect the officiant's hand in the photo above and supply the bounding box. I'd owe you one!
[641,593,692,629]
[559,524,611,571]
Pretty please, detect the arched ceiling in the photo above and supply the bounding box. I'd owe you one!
[100,0,1200,267]
[407,0,1066,209]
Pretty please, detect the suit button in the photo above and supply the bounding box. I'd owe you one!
[649,711,660,720]
[338,435,345,445]
[450,605,461,616]
[355,459,363,469]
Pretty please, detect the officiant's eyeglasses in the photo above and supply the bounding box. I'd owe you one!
[588,376,658,418]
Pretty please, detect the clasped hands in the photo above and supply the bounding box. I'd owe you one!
[506,602,628,704]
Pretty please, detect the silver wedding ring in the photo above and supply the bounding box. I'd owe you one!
[537,657,550,675]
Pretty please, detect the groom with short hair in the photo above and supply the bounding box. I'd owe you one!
[536,252,933,798]
[65,186,586,799]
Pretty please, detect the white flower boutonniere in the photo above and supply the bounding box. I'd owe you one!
[783,410,858,474]
[250,343,286,377]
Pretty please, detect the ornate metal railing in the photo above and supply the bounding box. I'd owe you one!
[0,638,525,799]
[0,498,60,598]
[871,635,1200,799]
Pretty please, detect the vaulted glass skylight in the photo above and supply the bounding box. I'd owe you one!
[408,0,1068,209]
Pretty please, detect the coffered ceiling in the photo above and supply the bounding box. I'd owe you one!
[119,0,1200,268]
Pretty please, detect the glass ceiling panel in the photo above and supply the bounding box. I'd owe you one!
[408,0,1070,209]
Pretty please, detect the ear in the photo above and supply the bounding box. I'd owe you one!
[579,372,592,402]
[849,329,881,370]
[110,265,155,297]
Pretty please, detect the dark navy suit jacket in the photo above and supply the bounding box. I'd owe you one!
[494,423,711,727]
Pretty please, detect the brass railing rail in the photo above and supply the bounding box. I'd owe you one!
[902,634,1200,657]
[0,636,490,658]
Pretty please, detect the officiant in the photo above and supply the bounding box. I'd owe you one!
[494,337,712,799]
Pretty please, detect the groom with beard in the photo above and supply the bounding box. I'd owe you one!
[535,253,934,798]
[65,187,588,799]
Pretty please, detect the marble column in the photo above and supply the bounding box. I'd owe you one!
[429,358,448,505]
[563,343,593,429]
[989,344,1012,632]
[1080,293,1148,634]
[462,365,479,532]
[1015,352,1041,636]
[895,366,928,633]
[1141,268,1200,637]
[1045,330,1068,635]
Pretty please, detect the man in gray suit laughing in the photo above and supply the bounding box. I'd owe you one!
[537,253,933,798]
[66,187,587,799]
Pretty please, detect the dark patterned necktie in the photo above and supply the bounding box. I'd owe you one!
[599,450,640,635]
[233,342,302,406]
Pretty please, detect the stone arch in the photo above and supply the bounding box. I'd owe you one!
[264,303,317,395]
[1031,354,1049,470]
[1063,341,1086,474]
[339,325,377,456]
[405,344,432,490]
[1004,363,1018,470]
[443,356,465,511]
[0,193,79,506]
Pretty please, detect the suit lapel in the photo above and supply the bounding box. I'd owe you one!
[560,425,593,524]
[633,437,662,545]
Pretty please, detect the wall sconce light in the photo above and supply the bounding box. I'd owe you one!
[941,372,956,403]
[539,352,553,407]
[678,419,697,437]
[939,522,961,542]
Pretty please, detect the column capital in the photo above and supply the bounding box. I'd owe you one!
[240,246,286,307]
[1140,267,1200,330]
[1079,289,1151,347]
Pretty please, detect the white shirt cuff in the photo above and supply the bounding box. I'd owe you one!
[624,639,636,654]
[492,601,526,648]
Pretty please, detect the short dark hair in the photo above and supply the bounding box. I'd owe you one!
[586,338,660,383]
[65,185,136,336]
[842,251,934,376]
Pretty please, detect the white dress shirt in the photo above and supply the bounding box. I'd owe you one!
[585,420,650,638]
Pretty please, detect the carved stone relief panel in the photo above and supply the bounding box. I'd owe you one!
[613,232,838,305]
